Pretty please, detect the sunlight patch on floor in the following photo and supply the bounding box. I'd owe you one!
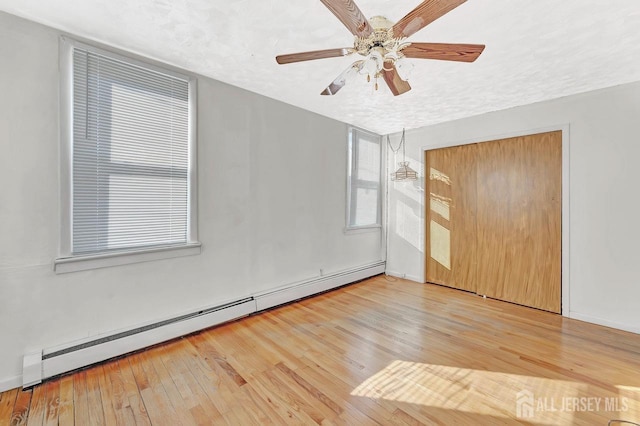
[350,360,587,424]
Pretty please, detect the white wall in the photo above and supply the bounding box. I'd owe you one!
[0,11,383,388]
[386,80,640,334]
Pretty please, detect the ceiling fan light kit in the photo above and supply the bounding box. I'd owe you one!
[276,0,486,96]
[352,15,411,88]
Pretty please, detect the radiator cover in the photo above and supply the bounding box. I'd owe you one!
[21,261,385,388]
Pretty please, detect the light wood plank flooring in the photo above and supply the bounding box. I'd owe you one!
[1,276,639,425]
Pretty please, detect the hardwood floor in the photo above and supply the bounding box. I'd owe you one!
[1,275,639,425]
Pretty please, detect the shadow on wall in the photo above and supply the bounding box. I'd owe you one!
[391,172,424,253]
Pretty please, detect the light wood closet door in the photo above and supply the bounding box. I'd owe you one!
[475,131,562,313]
[425,145,477,292]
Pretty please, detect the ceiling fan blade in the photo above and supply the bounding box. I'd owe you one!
[393,0,467,38]
[321,61,364,95]
[382,65,411,96]
[402,42,485,62]
[319,0,373,37]
[276,48,351,64]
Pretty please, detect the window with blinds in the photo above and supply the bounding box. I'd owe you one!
[68,43,196,256]
[346,127,382,229]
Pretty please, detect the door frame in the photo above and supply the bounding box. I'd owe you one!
[422,125,570,316]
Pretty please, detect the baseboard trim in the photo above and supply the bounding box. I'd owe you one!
[569,312,640,335]
[10,261,385,390]
[253,261,385,311]
[385,270,423,283]
[41,300,255,382]
[0,374,22,393]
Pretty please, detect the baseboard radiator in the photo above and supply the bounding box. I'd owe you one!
[22,261,385,388]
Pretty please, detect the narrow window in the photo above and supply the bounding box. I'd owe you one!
[346,127,382,230]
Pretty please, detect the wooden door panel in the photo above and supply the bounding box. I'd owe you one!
[425,144,477,292]
[475,131,562,313]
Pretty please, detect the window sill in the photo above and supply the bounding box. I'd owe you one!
[54,243,202,274]
[344,225,382,235]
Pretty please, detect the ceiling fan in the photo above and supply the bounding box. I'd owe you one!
[276,0,485,96]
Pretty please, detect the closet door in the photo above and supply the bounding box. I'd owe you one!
[425,145,477,292]
[475,131,562,313]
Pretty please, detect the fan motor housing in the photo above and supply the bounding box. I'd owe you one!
[354,16,408,57]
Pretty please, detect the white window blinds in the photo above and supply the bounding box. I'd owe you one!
[72,47,191,255]
[347,128,382,229]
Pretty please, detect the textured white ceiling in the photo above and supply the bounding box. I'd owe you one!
[1,0,639,134]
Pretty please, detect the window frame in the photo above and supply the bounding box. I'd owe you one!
[55,37,200,273]
[345,126,383,232]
